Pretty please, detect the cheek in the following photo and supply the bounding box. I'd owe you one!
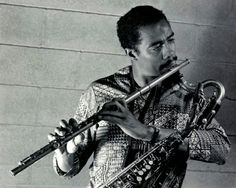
[138,51,162,69]
[140,55,157,66]
[170,42,176,51]
[141,57,161,72]
[148,53,163,65]
[144,50,162,60]
[168,41,176,54]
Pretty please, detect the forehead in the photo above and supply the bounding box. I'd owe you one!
[138,20,173,46]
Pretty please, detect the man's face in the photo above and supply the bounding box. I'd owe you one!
[133,20,176,77]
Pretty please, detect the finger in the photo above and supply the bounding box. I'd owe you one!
[54,127,66,136]
[102,101,117,111]
[69,118,79,129]
[60,119,68,128]
[98,115,121,125]
[74,134,85,145]
[111,98,128,112]
[48,133,56,142]
[114,100,127,112]
[48,133,66,154]
[98,111,125,119]
[115,98,128,108]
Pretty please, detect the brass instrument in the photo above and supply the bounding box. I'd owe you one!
[10,59,190,176]
[100,80,225,188]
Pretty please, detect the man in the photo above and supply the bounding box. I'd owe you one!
[48,6,230,188]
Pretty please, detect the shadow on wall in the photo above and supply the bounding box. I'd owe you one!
[178,0,236,139]
[190,0,236,81]
[182,0,236,102]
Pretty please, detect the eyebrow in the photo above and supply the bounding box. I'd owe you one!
[149,32,175,48]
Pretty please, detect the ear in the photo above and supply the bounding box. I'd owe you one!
[125,48,138,61]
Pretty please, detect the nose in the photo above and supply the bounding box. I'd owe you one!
[162,42,175,60]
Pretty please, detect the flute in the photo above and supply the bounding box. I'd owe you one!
[10,59,190,176]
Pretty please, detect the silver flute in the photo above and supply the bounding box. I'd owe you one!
[10,59,190,176]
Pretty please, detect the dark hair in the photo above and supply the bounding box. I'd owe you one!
[117,6,168,50]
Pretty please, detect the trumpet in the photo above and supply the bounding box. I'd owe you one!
[10,59,190,176]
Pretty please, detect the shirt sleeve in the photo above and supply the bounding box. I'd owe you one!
[53,85,99,178]
[188,118,231,164]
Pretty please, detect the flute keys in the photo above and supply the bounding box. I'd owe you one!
[148,160,154,165]
[138,170,144,176]
[145,164,151,170]
[136,176,142,182]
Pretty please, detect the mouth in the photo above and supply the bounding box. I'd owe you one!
[159,56,177,73]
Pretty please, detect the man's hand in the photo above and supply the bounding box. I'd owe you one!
[97,98,154,141]
[159,128,189,160]
[97,98,189,154]
[48,118,84,154]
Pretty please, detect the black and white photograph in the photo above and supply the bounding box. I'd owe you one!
[0,1,236,188]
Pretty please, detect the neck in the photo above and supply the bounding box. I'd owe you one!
[132,65,161,88]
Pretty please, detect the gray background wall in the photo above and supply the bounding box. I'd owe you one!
[0,0,236,188]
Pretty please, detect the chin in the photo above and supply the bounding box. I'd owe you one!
[149,72,162,78]
[159,68,169,75]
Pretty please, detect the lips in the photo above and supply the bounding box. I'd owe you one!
[159,57,177,73]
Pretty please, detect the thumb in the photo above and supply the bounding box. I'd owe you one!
[66,134,85,154]
[74,134,85,145]
[115,98,128,108]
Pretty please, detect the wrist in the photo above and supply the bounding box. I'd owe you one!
[147,126,160,144]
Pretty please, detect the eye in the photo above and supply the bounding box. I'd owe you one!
[168,38,175,43]
[152,44,164,51]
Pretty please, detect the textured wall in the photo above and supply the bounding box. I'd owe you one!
[0,0,236,188]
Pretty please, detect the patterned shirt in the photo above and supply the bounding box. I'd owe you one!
[53,66,230,188]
